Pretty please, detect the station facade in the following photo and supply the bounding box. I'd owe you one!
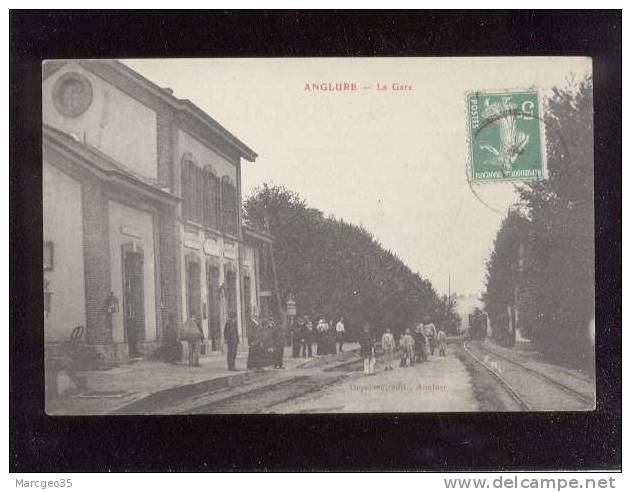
[42,60,278,362]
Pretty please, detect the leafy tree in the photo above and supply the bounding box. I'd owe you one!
[244,183,446,340]
[484,76,594,369]
[483,209,531,344]
[516,76,594,369]
[437,294,462,335]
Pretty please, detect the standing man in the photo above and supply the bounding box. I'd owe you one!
[359,323,376,376]
[324,318,334,354]
[381,327,396,371]
[425,320,437,357]
[223,312,239,371]
[301,316,314,357]
[316,318,326,355]
[335,316,346,353]
[437,328,447,357]
[291,318,301,358]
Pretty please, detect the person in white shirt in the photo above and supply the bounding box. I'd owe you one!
[425,321,437,357]
[381,328,396,370]
[335,317,346,353]
[316,318,326,355]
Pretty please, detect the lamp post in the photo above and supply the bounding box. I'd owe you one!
[286,292,296,327]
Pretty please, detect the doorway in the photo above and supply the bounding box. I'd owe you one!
[122,245,145,358]
[206,265,220,350]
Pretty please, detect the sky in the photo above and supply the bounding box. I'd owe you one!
[125,57,591,296]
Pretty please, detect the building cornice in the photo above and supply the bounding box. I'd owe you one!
[43,59,258,163]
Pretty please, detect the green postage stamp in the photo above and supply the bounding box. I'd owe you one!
[467,90,547,183]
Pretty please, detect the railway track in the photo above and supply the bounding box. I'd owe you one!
[180,356,365,414]
[476,343,594,404]
[186,373,350,414]
[463,340,530,410]
[463,340,594,411]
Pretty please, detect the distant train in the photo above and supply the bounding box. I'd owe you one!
[468,309,488,340]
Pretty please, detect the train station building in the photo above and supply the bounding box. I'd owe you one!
[43,59,278,363]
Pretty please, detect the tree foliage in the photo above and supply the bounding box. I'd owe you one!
[484,76,595,369]
[244,183,446,339]
[483,209,531,343]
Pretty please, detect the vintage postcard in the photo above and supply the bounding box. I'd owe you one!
[42,57,595,415]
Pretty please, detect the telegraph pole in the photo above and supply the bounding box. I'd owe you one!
[448,273,451,309]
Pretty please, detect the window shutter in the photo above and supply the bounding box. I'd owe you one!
[180,158,189,219]
[203,167,212,228]
[231,182,237,235]
[196,165,203,223]
[214,175,220,230]
[202,167,208,227]
[221,177,237,236]
[221,177,228,233]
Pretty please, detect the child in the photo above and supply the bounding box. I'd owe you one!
[399,329,415,367]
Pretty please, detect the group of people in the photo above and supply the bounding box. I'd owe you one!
[183,313,447,378]
[245,315,285,370]
[290,316,346,358]
[397,322,447,368]
[360,320,448,375]
[223,313,286,372]
[177,312,284,372]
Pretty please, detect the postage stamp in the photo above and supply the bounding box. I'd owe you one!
[467,90,547,183]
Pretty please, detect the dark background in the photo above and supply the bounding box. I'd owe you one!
[10,10,622,472]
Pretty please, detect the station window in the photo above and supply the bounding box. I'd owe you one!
[221,177,238,236]
[182,155,221,229]
[203,167,220,230]
[182,155,236,235]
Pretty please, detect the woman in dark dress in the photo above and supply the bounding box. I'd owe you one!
[247,318,264,370]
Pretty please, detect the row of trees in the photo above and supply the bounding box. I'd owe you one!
[244,184,456,340]
[483,76,595,370]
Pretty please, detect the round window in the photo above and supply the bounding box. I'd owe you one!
[52,72,93,117]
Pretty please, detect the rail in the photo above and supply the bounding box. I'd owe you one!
[472,342,594,405]
[462,340,531,411]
